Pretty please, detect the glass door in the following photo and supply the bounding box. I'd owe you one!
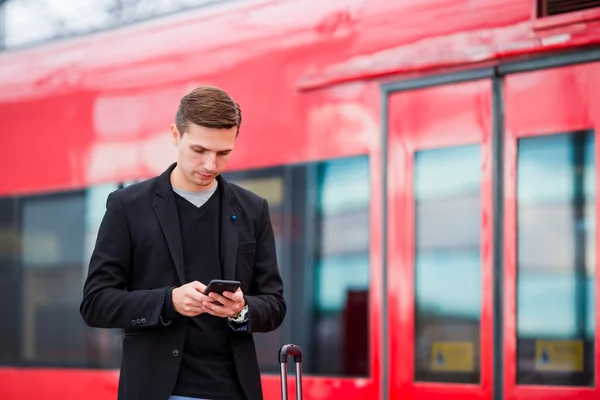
[386,78,494,400]
[503,61,600,400]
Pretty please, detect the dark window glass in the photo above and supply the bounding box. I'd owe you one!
[413,144,481,384]
[516,130,595,386]
[226,155,371,377]
[20,191,87,366]
[0,197,20,365]
[0,184,123,368]
[310,156,370,376]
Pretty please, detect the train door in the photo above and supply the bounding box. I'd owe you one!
[385,77,494,400]
[502,61,600,400]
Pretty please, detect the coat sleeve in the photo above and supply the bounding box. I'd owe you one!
[80,191,174,329]
[243,199,287,333]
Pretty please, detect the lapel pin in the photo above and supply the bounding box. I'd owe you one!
[231,215,237,221]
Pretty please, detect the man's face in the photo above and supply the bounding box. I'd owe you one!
[171,122,237,190]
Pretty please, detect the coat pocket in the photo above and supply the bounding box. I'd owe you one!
[237,240,256,253]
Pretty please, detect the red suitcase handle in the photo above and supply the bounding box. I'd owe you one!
[279,344,303,400]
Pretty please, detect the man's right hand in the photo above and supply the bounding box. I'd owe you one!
[172,281,210,317]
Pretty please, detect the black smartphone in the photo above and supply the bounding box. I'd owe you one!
[203,279,241,296]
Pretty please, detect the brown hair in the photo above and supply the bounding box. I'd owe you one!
[175,86,242,135]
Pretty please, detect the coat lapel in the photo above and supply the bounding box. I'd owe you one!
[219,176,240,280]
[153,163,186,285]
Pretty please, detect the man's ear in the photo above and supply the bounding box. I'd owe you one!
[170,124,179,146]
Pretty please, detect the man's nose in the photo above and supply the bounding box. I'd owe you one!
[204,154,217,171]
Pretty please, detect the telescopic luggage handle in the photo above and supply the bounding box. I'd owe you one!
[279,344,303,400]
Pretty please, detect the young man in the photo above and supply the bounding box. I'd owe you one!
[80,87,286,400]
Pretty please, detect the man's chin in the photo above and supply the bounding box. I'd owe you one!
[194,176,215,187]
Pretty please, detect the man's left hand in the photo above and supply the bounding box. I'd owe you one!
[202,288,246,318]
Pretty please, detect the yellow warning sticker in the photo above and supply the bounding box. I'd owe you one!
[534,340,584,372]
[430,341,474,372]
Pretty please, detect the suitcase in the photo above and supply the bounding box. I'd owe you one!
[279,344,303,400]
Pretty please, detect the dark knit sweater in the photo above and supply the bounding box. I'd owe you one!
[171,188,246,400]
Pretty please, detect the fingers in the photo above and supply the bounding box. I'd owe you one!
[180,283,244,318]
[178,305,205,317]
[187,290,209,304]
[207,292,235,307]
[184,281,211,303]
[178,294,205,316]
[202,291,244,318]
[175,281,211,317]
[188,280,207,294]
[222,289,243,302]
[202,302,229,318]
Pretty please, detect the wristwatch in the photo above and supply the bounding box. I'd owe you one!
[228,303,249,323]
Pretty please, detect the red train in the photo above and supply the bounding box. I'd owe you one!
[1,0,600,399]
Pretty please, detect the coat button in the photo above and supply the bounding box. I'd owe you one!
[141,318,146,324]
[172,349,180,357]
[131,319,137,325]
[136,318,142,324]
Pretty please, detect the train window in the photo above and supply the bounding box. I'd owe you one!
[516,130,595,386]
[413,144,482,384]
[225,155,371,377]
[538,0,600,17]
[310,156,370,376]
[0,185,124,368]
[20,191,87,366]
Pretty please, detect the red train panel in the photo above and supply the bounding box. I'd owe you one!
[1,0,600,196]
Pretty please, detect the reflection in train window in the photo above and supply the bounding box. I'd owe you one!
[413,144,481,384]
[226,155,370,377]
[0,185,125,368]
[20,191,87,366]
[516,130,595,386]
[312,156,370,376]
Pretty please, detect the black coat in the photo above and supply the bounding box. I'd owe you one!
[80,163,286,400]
